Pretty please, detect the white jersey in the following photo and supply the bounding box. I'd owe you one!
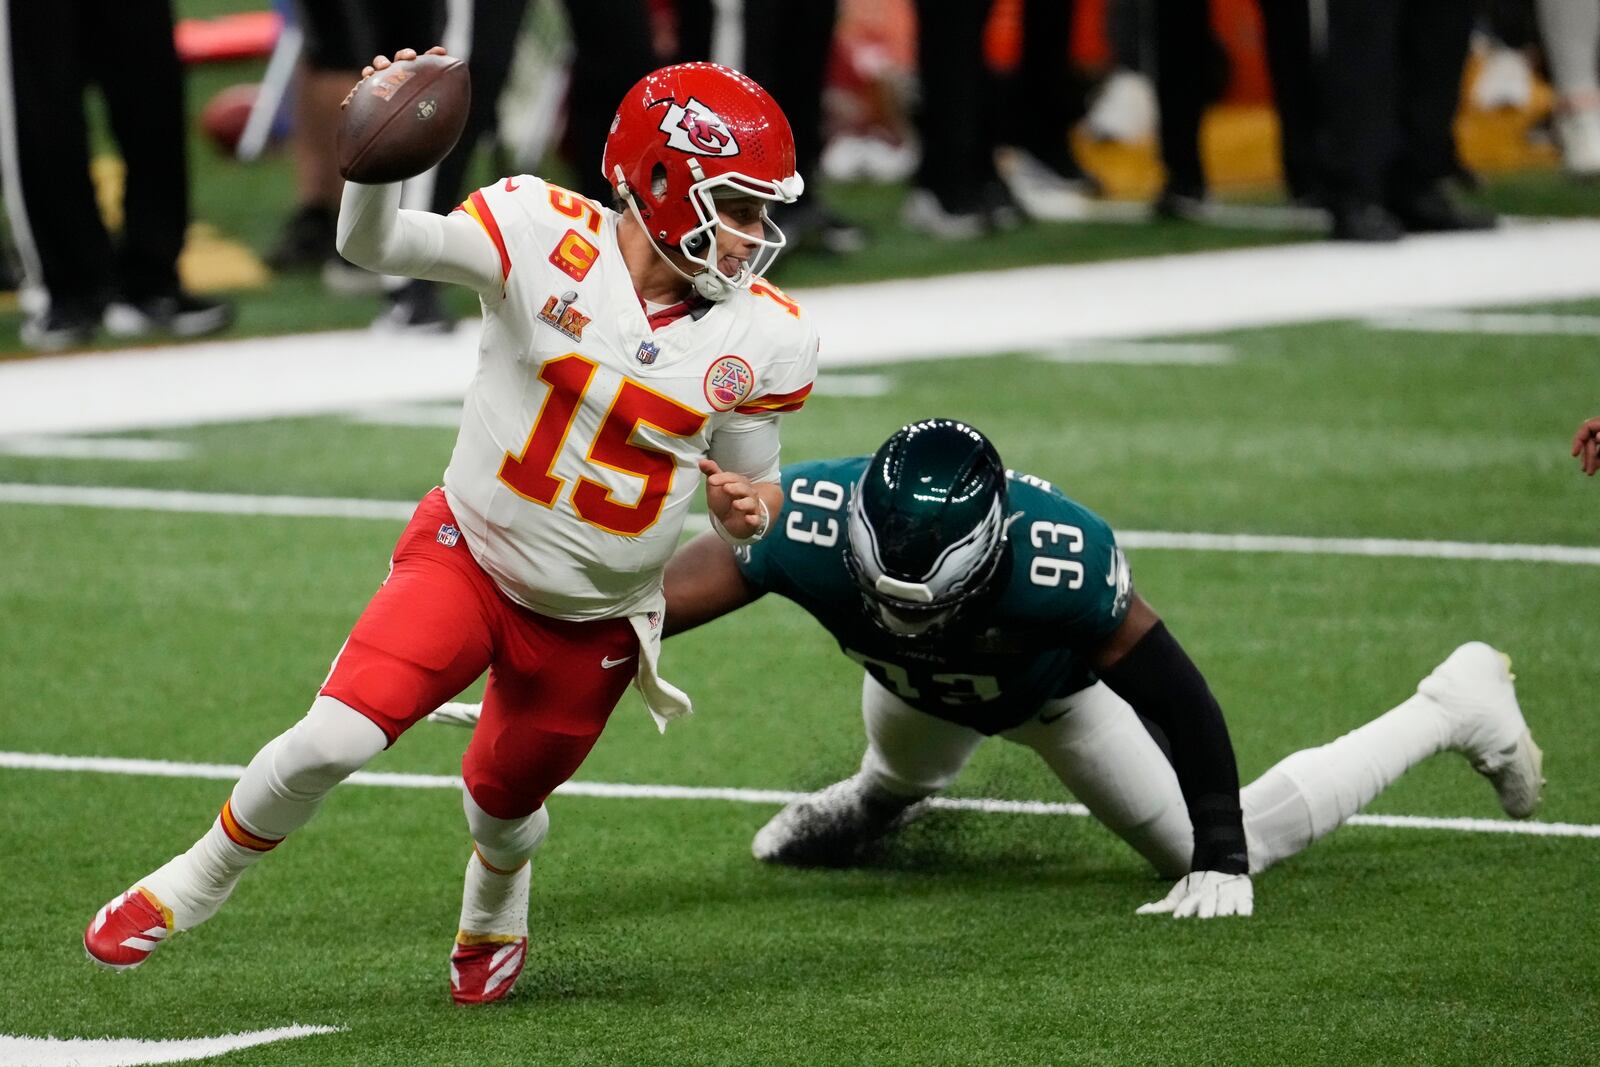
[442,176,818,620]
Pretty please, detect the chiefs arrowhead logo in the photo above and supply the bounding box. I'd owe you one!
[655,97,741,157]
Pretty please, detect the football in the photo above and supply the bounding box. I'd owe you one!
[337,53,470,184]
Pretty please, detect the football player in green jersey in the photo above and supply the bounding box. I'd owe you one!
[662,418,1545,918]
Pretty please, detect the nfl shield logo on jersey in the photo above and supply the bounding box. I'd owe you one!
[635,340,660,366]
[437,523,461,548]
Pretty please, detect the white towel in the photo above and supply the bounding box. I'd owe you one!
[627,592,693,732]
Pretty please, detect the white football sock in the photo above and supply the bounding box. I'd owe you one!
[458,792,549,938]
[1242,694,1451,872]
[1537,0,1600,100]
[140,697,386,931]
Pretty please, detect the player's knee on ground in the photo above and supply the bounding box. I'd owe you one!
[463,788,550,872]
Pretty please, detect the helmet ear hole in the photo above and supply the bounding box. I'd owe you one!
[650,163,669,199]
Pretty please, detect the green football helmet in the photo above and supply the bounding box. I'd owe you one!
[846,419,1011,635]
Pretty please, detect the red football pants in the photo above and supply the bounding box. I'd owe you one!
[321,489,639,819]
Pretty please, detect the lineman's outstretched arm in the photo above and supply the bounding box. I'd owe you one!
[1090,594,1253,918]
[661,531,765,636]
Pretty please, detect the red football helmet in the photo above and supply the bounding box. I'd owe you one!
[603,62,804,300]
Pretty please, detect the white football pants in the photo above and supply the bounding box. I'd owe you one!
[855,673,1453,878]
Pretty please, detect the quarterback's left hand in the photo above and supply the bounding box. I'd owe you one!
[699,459,768,540]
[1137,871,1253,919]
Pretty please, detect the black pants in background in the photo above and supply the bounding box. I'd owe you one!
[743,0,839,186]
[1322,0,1474,205]
[424,0,655,213]
[1,0,188,309]
[913,0,999,205]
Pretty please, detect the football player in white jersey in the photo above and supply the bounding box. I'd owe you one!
[84,57,818,1006]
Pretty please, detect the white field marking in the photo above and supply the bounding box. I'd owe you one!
[812,372,894,397]
[1366,310,1600,336]
[0,435,194,460]
[0,1025,344,1067]
[346,402,462,428]
[1033,340,1235,365]
[5,483,1599,567]
[0,484,417,521]
[1,749,1595,840]
[7,220,1600,435]
[1115,530,1600,566]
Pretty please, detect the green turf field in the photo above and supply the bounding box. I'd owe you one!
[2,305,1597,1065]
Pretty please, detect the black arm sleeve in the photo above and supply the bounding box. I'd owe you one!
[1098,622,1248,874]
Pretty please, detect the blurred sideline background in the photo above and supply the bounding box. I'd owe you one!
[0,0,1592,354]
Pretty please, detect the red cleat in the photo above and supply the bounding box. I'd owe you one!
[84,888,172,971]
[449,935,527,1004]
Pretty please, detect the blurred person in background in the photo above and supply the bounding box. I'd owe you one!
[1322,0,1496,241]
[1142,0,1326,219]
[994,0,1101,221]
[376,0,656,330]
[1536,0,1600,176]
[674,0,867,255]
[744,0,868,254]
[0,0,233,351]
[1257,0,1326,209]
[901,0,1020,238]
[1147,0,1228,218]
[265,0,447,290]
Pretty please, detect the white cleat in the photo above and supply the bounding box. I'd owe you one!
[1417,642,1544,818]
[753,775,926,867]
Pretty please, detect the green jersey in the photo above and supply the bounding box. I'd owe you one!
[737,456,1133,734]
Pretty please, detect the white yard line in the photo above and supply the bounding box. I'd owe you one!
[1033,340,1235,364]
[813,372,895,396]
[4,219,1600,435]
[4,483,1597,566]
[1,749,1594,840]
[1367,310,1600,336]
[347,402,463,428]
[1115,530,1600,566]
[0,1026,344,1067]
[0,435,194,460]
[0,483,417,520]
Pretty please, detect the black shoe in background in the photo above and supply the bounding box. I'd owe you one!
[266,204,338,271]
[1154,183,1211,221]
[769,201,868,257]
[372,280,454,334]
[21,299,101,351]
[1389,184,1498,233]
[105,291,235,339]
[1330,200,1405,242]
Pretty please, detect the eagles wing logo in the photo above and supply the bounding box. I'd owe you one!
[656,97,741,157]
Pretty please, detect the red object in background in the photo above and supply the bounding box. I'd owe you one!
[174,12,281,64]
[199,83,261,154]
[981,0,1269,104]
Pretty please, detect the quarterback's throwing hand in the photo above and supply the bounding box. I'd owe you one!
[699,459,768,540]
[1137,870,1253,919]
